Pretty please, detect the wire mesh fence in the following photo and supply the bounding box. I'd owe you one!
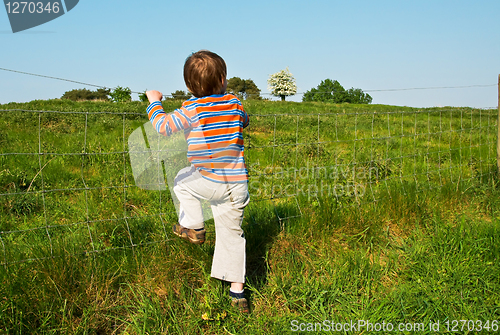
[0,106,497,266]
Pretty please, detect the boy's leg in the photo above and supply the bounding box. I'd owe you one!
[172,166,211,229]
[210,182,249,284]
[174,190,204,230]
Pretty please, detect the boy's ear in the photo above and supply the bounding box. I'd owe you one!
[221,77,228,93]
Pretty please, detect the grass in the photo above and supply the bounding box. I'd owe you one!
[0,99,499,334]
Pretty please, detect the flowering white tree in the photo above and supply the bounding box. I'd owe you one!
[267,67,297,101]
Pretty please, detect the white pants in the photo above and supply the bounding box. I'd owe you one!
[173,166,250,283]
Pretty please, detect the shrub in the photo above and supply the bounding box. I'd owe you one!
[167,90,192,101]
[303,79,372,104]
[61,88,110,101]
[227,77,261,100]
[109,86,132,102]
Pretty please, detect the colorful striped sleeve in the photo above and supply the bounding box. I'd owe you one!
[146,101,194,136]
[244,114,249,128]
[231,96,249,128]
[242,106,249,128]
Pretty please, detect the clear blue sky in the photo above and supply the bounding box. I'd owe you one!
[1,0,499,107]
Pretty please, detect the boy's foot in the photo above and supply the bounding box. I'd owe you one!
[231,298,250,314]
[172,224,206,245]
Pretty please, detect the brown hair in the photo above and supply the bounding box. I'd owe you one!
[183,50,227,98]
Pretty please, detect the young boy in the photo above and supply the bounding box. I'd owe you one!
[145,50,250,312]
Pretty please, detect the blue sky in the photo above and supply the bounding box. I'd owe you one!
[1,0,499,107]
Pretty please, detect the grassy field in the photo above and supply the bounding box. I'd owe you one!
[0,99,499,334]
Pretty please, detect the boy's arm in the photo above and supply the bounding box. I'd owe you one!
[242,108,250,128]
[146,90,163,103]
[235,97,249,128]
[146,90,193,136]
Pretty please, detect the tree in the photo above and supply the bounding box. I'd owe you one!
[345,87,373,104]
[302,79,372,104]
[267,67,297,101]
[138,91,148,102]
[302,79,346,103]
[61,88,110,101]
[109,86,132,102]
[168,90,192,100]
[226,77,261,100]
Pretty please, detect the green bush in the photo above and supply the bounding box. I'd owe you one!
[303,79,372,104]
[166,90,192,101]
[226,77,261,100]
[61,88,110,101]
[109,86,132,102]
[138,91,149,102]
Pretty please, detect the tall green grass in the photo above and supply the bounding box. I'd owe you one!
[0,99,499,334]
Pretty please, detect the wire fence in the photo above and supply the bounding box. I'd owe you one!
[0,105,497,266]
[247,108,496,206]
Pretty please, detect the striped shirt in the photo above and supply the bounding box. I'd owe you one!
[147,94,249,183]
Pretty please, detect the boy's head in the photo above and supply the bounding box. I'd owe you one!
[184,50,227,98]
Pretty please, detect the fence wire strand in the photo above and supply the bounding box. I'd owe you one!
[0,106,497,266]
